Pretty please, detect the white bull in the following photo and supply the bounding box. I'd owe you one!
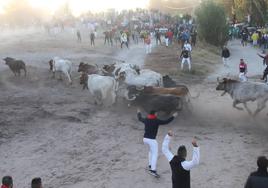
[86,74,118,106]
[49,57,72,84]
[216,78,268,116]
[119,69,163,87]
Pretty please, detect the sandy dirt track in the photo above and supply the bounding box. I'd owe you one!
[0,29,267,188]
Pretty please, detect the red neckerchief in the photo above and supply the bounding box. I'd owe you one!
[147,114,157,119]
[1,185,9,188]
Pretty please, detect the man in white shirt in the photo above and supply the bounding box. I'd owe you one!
[183,40,192,52]
[162,131,200,188]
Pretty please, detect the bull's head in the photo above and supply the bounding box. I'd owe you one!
[117,71,126,82]
[216,78,238,96]
[102,64,115,75]
[3,57,14,64]
[78,62,85,72]
[125,85,142,101]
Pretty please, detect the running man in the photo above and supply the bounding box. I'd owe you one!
[137,109,177,178]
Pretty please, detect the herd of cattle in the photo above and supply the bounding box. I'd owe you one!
[2,57,268,116]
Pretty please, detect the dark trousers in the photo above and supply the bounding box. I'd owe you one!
[121,42,128,48]
[263,67,268,80]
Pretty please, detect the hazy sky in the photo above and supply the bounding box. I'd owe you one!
[0,0,150,16]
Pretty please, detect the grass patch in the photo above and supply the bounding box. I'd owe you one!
[144,41,220,84]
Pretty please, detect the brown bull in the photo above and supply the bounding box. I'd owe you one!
[78,62,99,74]
[142,86,190,97]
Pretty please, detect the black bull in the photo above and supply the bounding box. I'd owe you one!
[128,93,183,114]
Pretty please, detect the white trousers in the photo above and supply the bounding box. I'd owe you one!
[222,57,229,66]
[143,138,158,171]
[165,38,169,47]
[181,57,191,70]
[146,44,152,54]
[239,72,247,82]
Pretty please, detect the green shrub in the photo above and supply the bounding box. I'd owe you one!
[195,0,229,47]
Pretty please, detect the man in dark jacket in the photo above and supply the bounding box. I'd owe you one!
[221,46,230,67]
[162,131,200,188]
[257,52,268,82]
[137,109,177,178]
[245,156,268,188]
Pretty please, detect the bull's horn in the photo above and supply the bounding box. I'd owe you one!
[217,77,220,83]
[136,86,144,91]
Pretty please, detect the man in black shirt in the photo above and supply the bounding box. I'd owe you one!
[180,47,191,71]
[162,131,200,188]
[245,156,268,188]
[137,109,177,178]
[221,46,230,67]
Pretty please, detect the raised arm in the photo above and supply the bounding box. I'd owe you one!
[162,132,174,162]
[258,53,265,59]
[137,109,145,123]
[181,139,200,171]
[158,112,177,125]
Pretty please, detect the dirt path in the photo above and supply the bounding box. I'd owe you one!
[207,39,264,81]
[0,31,267,188]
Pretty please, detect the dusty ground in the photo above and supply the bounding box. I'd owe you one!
[0,28,267,188]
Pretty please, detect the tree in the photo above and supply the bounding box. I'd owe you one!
[195,0,229,46]
[3,0,42,26]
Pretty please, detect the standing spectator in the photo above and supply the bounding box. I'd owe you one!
[183,40,192,52]
[244,156,268,188]
[191,30,197,47]
[90,31,95,46]
[252,32,259,48]
[31,177,42,188]
[180,47,191,71]
[167,30,173,45]
[165,32,169,47]
[241,30,248,47]
[239,58,248,82]
[145,35,152,54]
[155,31,161,45]
[137,109,177,178]
[221,46,230,67]
[77,30,82,43]
[257,52,268,82]
[109,30,114,46]
[162,131,200,188]
[181,30,190,49]
[264,34,268,49]
[1,176,13,188]
[104,30,109,45]
[120,31,129,49]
